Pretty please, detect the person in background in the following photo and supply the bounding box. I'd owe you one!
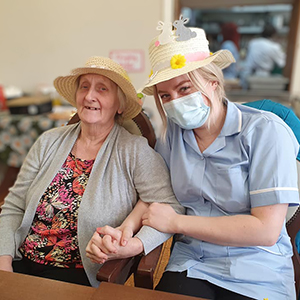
[0,56,183,287]
[241,23,286,88]
[220,22,240,79]
[137,17,298,300]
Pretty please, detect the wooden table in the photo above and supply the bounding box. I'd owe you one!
[0,270,203,300]
[91,282,202,300]
[0,270,95,300]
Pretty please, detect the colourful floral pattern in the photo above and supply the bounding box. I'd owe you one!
[19,152,94,268]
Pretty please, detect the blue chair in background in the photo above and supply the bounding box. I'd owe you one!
[243,99,300,161]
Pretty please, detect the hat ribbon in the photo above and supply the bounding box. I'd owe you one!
[149,51,210,82]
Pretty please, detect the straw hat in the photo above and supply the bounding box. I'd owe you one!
[54,56,141,120]
[142,25,236,95]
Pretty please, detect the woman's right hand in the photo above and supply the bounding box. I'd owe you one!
[0,255,13,272]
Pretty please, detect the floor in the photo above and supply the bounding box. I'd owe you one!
[124,237,172,288]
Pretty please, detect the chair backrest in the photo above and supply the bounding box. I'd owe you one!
[243,99,300,296]
[67,111,156,149]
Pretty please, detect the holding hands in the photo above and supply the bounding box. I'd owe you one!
[86,202,179,265]
[86,225,143,264]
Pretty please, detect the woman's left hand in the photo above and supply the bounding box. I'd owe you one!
[142,203,178,233]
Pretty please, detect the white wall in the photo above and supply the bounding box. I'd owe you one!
[141,0,175,135]
[290,11,300,98]
[0,0,164,92]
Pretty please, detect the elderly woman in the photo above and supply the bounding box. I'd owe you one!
[136,20,298,299]
[0,56,183,287]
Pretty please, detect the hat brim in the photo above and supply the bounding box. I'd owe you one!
[54,67,141,120]
[142,49,235,96]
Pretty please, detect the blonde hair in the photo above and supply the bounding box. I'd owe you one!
[154,62,227,138]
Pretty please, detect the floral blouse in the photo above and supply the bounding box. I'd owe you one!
[19,152,94,268]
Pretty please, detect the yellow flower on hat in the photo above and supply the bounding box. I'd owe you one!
[149,70,153,78]
[170,54,186,69]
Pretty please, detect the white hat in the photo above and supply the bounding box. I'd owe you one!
[142,17,235,95]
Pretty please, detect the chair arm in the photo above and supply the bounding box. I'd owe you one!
[96,256,142,285]
[134,244,163,289]
[286,206,300,297]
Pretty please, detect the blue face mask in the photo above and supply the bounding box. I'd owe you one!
[163,91,210,130]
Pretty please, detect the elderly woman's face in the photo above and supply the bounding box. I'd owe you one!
[76,74,121,126]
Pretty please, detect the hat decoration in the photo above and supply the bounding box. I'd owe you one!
[142,15,235,95]
[148,15,210,83]
[173,15,197,41]
[155,21,174,46]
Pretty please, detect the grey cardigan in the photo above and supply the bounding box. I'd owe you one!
[0,122,184,287]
